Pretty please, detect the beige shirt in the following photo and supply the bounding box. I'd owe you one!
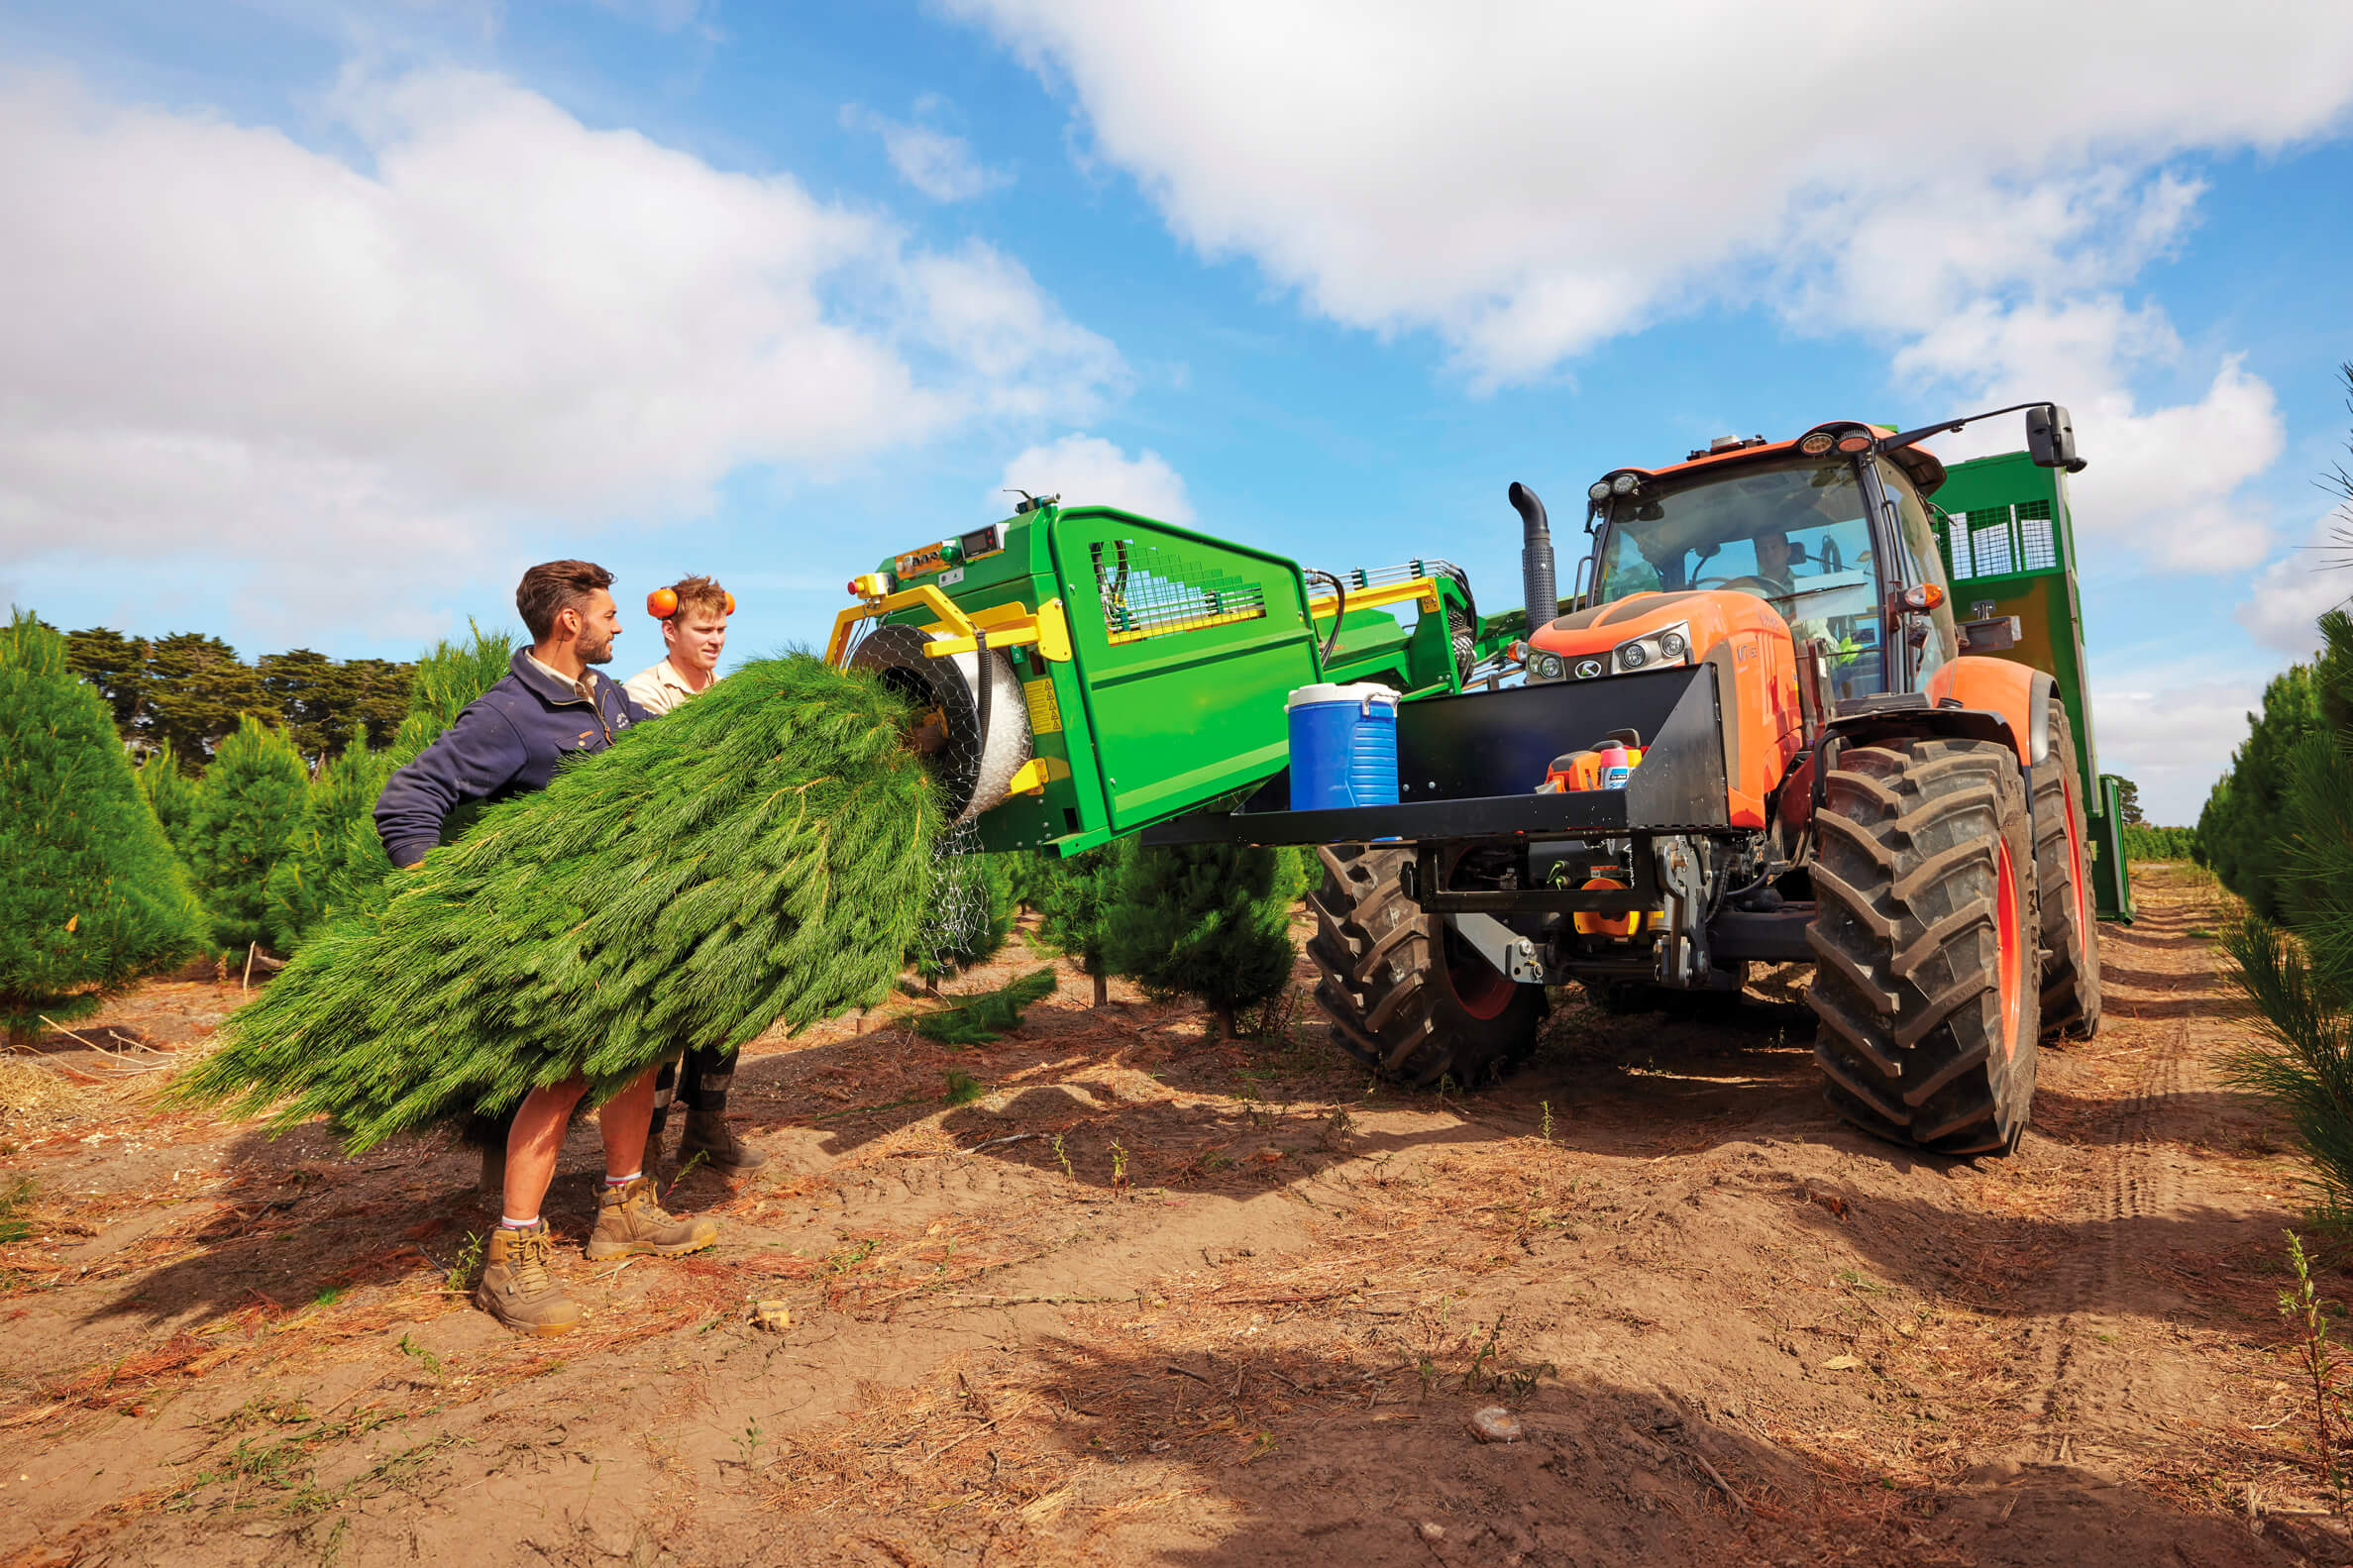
[623,657,715,716]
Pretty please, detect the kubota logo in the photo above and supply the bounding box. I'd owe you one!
[1573,659,1604,679]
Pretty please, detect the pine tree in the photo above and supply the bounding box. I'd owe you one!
[912,968,1057,1045]
[135,742,202,864]
[2196,665,2322,920]
[185,714,311,951]
[0,612,207,1036]
[1031,842,1128,1007]
[908,851,1015,982]
[1103,843,1295,1037]
[172,654,944,1151]
[265,739,395,953]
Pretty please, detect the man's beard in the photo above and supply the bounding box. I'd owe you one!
[580,632,616,666]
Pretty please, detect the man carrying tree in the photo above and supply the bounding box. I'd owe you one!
[375,560,717,1336]
[622,574,767,1176]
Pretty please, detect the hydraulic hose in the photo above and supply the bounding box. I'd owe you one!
[1305,570,1348,671]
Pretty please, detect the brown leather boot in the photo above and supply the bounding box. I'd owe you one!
[679,1108,767,1175]
[586,1176,718,1261]
[474,1222,580,1336]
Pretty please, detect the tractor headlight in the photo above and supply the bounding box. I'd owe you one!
[1587,479,1613,501]
[1610,472,1640,495]
[1530,651,1565,680]
[1611,621,1693,674]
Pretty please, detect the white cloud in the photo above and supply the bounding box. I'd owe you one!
[955,3,2353,367]
[2090,665,2273,826]
[0,68,1116,632]
[991,434,1192,522]
[842,100,1011,203]
[953,1,2352,571]
[2237,512,2353,654]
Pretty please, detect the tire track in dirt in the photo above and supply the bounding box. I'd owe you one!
[2019,912,2203,1468]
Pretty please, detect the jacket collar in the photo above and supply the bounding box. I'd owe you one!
[509,648,593,708]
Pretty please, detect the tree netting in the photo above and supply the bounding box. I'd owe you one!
[172,653,943,1150]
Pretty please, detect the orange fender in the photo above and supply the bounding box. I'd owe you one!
[1924,657,2056,769]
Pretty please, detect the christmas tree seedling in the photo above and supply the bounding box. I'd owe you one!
[912,967,1059,1046]
[0,612,207,1037]
[172,654,944,1150]
[135,742,202,865]
[185,713,311,951]
[264,739,394,953]
[1031,842,1129,1007]
[1104,843,1295,1038]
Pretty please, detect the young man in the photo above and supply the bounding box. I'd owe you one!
[623,575,766,1176]
[375,560,717,1336]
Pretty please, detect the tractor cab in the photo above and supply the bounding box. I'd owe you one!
[1543,430,1962,705]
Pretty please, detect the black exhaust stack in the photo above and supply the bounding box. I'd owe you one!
[1510,481,1556,631]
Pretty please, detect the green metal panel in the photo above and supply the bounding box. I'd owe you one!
[1928,452,2132,921]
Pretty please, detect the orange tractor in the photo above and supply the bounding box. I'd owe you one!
[1154,404,2106,1155]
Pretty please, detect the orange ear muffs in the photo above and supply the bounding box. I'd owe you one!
[647,587,679,618]
[723,591,736,615]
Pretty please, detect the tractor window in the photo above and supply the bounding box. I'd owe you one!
[1875,462,1960,683]
[1594,458,1886,700]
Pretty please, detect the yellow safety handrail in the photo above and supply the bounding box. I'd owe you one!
[825,585,1072,668]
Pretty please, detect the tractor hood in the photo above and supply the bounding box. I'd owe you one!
[1529,588,1791,678]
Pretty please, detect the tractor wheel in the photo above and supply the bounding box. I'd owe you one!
[1307,843,1547,1087]
[2030,699,2102,1039]
[1806,739,2041,1156]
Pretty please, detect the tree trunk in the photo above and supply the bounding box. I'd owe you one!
[1210,1001,1236,1039]
[1091,971,1108,1009]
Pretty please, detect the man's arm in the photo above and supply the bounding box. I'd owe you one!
[374,700,528,869]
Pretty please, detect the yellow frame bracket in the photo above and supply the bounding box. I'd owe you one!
[825,586,1073,669]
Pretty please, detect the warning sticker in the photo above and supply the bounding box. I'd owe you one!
[1021,678,1063,735]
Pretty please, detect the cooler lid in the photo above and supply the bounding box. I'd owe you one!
[1287,681,1403,710]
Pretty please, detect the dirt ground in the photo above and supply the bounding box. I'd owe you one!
[4,862,2350,1566]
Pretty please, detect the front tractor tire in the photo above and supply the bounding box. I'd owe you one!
[1807,739,2042,1156]
[1307,843,1546,1087]
[2030,698,2102,1039]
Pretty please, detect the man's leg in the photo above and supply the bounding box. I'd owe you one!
[588,1066,719,1261]
[645,1054,682,1149]
[678,1045,766,1173]
[476,1079,590,1336]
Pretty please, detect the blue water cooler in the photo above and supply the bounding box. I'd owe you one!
[1286,682,1402,810]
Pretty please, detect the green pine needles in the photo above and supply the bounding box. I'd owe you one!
[913,967,1058,1045]
[185,713,311,951]
[1104,843,1296,1038]
[135,742,202,864]
[0,612,207,1036]
[264,739,395,953]
[173,654,942,1150]
[908,849,1015,981]
[1031,842,1129,1008]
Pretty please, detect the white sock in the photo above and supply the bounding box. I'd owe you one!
[604,1171,642,1187]
[499,1215,538,1229]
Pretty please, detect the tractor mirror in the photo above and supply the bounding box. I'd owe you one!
[2027,404,2086,472]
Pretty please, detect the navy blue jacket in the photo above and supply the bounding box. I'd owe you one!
[375,651,650,869]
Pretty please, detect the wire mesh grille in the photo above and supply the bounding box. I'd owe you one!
[1944,524,1975,581]
[1970,521,2015,577]
[1091,539,1267,644]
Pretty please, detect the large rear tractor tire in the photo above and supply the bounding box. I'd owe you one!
[2030,699,2102,1039]
[1308,843,1547,1087]
[1807,739,2041,1156]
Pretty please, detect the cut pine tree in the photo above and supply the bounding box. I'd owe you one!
[173,654,942,1149]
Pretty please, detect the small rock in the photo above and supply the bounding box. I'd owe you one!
[1468,1407,1524,1444]
[751,1301,792,1332]
[1419,1521,1446,1542]
[1820,1355,1861,1371]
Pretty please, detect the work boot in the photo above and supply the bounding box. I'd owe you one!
[478,1141,506,1197]
[474,1222,580,1337]
[586,1176,719,1261]
[679,1108,767,1175]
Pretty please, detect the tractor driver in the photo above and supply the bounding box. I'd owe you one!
[1751,529,1799,595]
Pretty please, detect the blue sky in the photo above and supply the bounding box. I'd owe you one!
[4,1,2351,823]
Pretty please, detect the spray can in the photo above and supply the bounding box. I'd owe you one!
[1597,740,1631,790]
